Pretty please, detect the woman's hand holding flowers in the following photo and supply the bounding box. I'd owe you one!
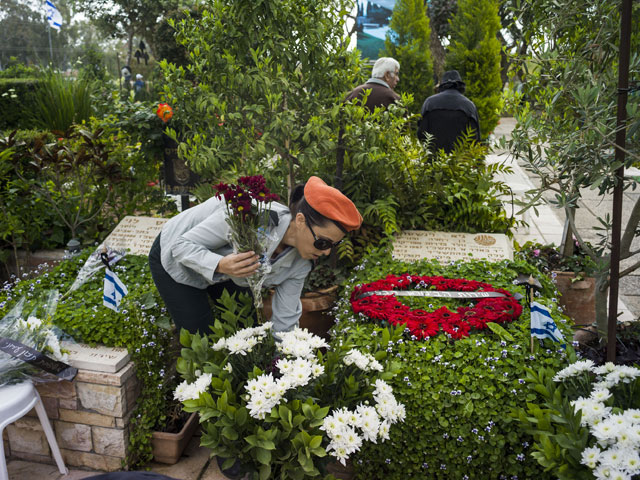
[217,251,260,278]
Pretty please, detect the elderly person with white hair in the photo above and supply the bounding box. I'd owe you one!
[345,57,400,112]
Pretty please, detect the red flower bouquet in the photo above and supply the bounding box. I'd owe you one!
[214,176,280,314]
[350,274,522,340]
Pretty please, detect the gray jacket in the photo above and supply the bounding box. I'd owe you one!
[159,197,312,333]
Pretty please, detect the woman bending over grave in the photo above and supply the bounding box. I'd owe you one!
[148,176,361,336]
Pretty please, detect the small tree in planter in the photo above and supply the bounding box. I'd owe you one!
[503,0,640,341]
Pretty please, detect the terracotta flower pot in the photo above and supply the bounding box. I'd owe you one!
[151,412,199,464]
[553,271,596,327]
[262,286,338,339]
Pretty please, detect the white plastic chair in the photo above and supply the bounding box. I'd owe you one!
[0,381,68,480]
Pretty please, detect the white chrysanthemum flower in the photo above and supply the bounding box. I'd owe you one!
[211,338,226,350]
[223,363,233,373]
[276,358,293,373]
[378,419,391,441]
[310,362,324,378]
[553,359,595,382]
[373,379,393,395]
[590,388,612,403]
[623,409,640,424]
[594,362,617,376]
[226,337,251,355]
[174,373,210,402]
[592,419,621,446]
[581,445,601,469]
[26,315,42,329]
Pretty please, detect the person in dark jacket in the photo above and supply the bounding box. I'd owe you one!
[345,57,400,112]
[417,70,480,153]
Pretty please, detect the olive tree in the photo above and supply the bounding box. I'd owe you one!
[503,0,640,338]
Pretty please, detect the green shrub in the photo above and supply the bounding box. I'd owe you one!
[330,247,572,479]
[0,251,175,467]
[382,0,434,109]
[306,102,520,266]
[0,78,41,131]
[445,0,502,138]
[32,71,94,131]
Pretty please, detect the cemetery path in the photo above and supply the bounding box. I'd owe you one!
[490,117,640,322]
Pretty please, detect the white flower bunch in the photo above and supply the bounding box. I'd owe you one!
[174,372,213,402]
[244,328,327,419]
[552,359,595,382]
[212,322,273,355]
[14,315,68,362]
[321,379,405,465]
[343,349,383,372]
[277,328,328,358]
[555,360,640,480]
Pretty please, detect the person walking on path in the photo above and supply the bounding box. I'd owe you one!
[148,176,362,336]
[417,70,480,153]
[345,57,401,112]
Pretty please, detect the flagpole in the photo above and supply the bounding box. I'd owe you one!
[47,21,53,65]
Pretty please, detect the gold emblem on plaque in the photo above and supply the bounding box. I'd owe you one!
[474,234,496,246]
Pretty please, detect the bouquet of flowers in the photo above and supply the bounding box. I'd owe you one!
[174,292,404,479]
[0,290,76,386]
[214,175,280,315]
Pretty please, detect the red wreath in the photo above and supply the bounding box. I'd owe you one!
[350,274,523,340]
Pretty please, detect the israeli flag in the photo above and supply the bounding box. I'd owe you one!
[103,270,128,312]
[531,301,565,347]
[45,1,63,30]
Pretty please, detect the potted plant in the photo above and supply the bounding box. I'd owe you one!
[150,374,200,464]
[174,291,404,479]
[515,240,598,327]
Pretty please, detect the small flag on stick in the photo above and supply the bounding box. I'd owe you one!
[103,270,128,312]
[530,301,565,348]
[45,1,63,30]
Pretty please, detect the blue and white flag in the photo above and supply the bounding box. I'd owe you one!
[45,1,63,30]
[103,270,128,312]
[531,301,565,347]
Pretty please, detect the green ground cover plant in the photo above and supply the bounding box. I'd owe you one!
[330,246,573,479]
[0,251,175,467]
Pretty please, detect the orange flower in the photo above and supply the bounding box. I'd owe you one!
[156,103,173,123]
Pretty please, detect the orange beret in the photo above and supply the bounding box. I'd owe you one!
[304,176,362,232]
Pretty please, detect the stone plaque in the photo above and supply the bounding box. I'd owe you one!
[101,216,168,256]
[392,230,513,263]
[62,342,130,373]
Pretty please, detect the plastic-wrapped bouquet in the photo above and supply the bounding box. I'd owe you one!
[174,292,404,479]
[0,290,77,386]
[214,175,280,315]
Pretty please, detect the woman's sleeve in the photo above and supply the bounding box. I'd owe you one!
[270,275,306,334]
[170,210,230,282]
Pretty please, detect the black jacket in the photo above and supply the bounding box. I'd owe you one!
[417,89,480,153]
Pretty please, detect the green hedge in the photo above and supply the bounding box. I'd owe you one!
[0,78,41,131]
[330,247,573,479]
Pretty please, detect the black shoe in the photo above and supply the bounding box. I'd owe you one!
[216,456,245,480]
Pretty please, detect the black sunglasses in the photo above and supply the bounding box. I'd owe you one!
[306,219,343,251]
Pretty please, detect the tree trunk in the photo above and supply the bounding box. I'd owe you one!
[594,271,609,342]
[126,30,134,67]
[430,29,446,83]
